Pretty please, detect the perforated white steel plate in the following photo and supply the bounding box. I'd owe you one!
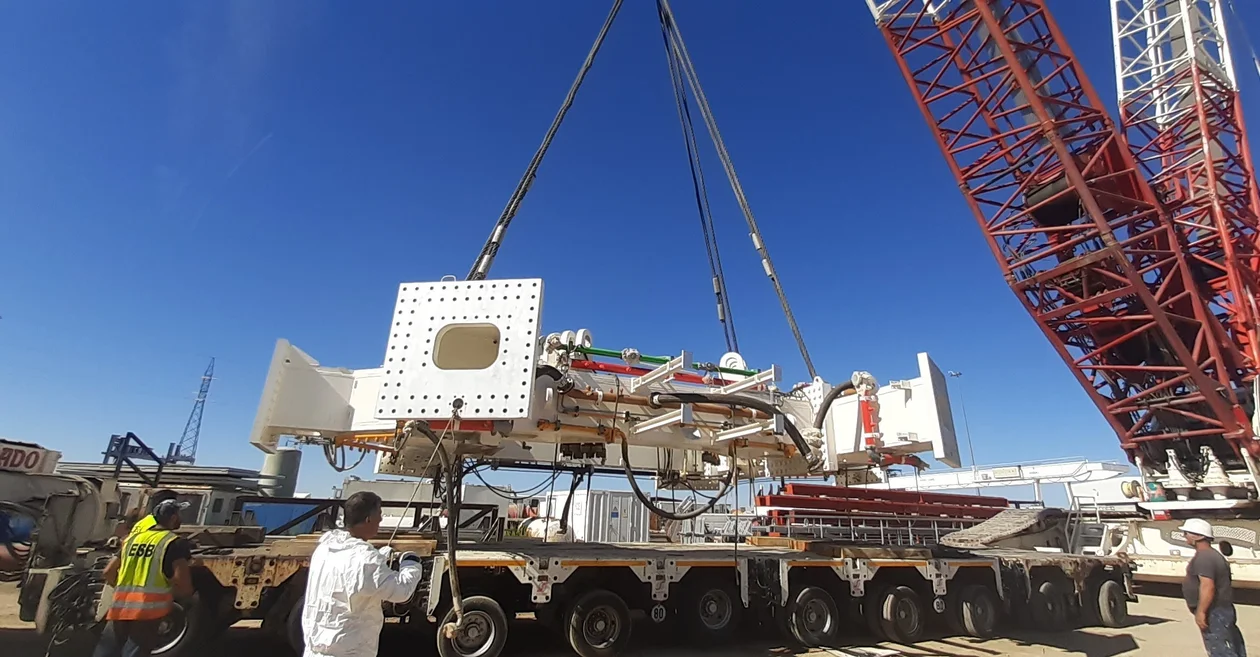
[377,278,544,421]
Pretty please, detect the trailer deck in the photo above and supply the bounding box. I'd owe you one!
[63,516,1136,657]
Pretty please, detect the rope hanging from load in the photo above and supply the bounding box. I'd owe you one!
[655,0,817,378]
[658,3,739,354]
[464,0,816,379]
[467,0,625,281]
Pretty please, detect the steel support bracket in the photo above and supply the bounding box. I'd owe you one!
[629,351,692,393]
[715,365,780,395]
[633,405,694,434]
[714,414,784,443]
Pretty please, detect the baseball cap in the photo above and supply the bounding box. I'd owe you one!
[154,499,190,521]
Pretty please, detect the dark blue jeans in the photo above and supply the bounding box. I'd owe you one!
[1201,605,1246,657]
[91,620,162,657]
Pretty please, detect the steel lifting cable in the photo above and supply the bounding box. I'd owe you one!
[659,12,739,353]
[467,0,625,281]
[656,0,818,378]
[1224,0,1260,82]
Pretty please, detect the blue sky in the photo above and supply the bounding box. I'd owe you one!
[5,1,1260,498]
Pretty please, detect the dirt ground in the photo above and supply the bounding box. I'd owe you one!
[2,582,1256,656]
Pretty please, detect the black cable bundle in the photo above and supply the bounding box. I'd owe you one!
[43,557,109,656]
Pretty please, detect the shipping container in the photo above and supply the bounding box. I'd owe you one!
[538,490,649,543]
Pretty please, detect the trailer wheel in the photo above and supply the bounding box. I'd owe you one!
[958,585,999,638]
[1029,580,1070,630]
[285,597,308,654]
[436,596,509,657]
[862,585,888,640]
[878,585,927,644]
[787,586,840,648]
[1097,580,1128,628]
[566,589,631,657]
[150,595,211,657]
[677,578,740,643]
[535,601,562,633]
[773,602,796,643]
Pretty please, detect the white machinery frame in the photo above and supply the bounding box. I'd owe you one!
[249,278,959,484]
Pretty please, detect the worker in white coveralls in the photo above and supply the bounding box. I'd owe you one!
[302,491,424,657]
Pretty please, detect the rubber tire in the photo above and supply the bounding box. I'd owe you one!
[773,603,797,644]
[787,586,840,648]
[286,598,304,654]
[436,596,509,657]
[677,578,741,644]
[863,585,889,641]
[1097,580,1128,628]
[151,595,212,657]
[566,589,632,657]
[1029,580,1070,631]
[958,585,999,638]
[877,585,927,644]
[535,601,563,633]
[943,589,966,636]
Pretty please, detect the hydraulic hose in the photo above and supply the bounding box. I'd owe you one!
[651,392,819,470]
[619,434,737,520]
[558,470,587,533]
[412,422,466,635]
[812,380,856,430]
[535,365,563,382]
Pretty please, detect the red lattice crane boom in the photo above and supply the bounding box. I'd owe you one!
[865,0,1260,494]
[1111,1,1260,378]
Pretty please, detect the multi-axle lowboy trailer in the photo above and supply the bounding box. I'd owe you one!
[81,530,1129,657]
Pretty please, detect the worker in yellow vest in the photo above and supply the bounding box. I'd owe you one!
[93,499,193,657]
[127,489,180,537]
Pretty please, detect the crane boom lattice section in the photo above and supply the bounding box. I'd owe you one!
[1112,0,1260,376]
[169,358,215,464]
[868,0,1256,476]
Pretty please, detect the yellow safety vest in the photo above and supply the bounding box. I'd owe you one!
[129,514,157,536]
[107,528,178,621]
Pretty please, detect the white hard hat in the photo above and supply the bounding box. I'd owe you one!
[1178,518,1214,540]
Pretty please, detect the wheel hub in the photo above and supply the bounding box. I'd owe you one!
[453,611,495,656]
[894,598,921,632]
[151,603,189,655]
[699,591,732,629]
[800,599,828,633]
[584,606,620,648]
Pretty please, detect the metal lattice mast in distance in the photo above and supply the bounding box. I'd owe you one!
[167,358,215,464]
[1112,0,1260,380]
[865,0,1259,490]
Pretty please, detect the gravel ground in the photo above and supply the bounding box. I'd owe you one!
[2,582,1256,656]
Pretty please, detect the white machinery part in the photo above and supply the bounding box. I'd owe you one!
[249,278,959,483]
[808,352,960,471]
[0,470,110,566]
[1077,516,1260,589]
[865,459,1132,492]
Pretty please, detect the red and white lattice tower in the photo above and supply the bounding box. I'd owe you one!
[865,0,1260,491]
[1112,1,1260,379]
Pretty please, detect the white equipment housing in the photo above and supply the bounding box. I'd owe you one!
[249,278,960,481]
[0,439,113,567]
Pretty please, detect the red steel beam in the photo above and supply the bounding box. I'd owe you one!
[871,0,1255,473]
[568,359,732,387]
[764,510,993,526]
[758,495,1004,519]
[783,483,1008,508]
